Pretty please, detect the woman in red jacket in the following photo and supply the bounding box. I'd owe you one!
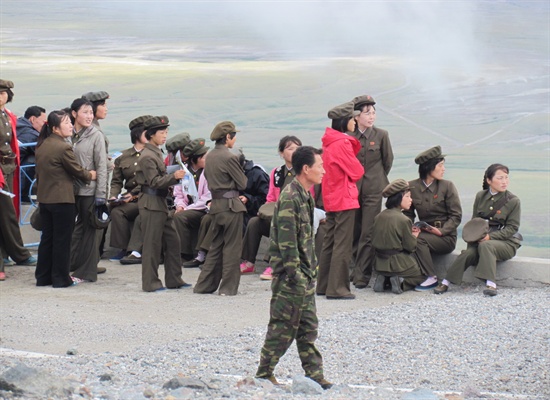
[316,101,364,299]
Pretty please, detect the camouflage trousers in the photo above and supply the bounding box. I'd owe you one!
[256,274,324,380]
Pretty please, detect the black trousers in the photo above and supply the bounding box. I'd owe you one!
[35,203,76,287]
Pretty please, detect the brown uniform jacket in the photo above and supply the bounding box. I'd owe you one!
[110,146,142,198]
[135,143,178,213]
[204,144,247,215]
[404,178,462,237]
[351,126,394,195]
[35,134,92,204]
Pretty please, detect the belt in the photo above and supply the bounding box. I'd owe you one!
[141,185,168,197]
[1,155,16,165]
[375,249,405,260]
[211,189,239,199]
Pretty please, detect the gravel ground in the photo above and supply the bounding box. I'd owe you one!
[0,258,548,399]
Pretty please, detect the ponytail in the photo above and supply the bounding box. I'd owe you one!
[37,110,70,148]
[482,163,509,190]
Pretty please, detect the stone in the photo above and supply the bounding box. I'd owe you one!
[291,375,324,395]
[402,387,439,399]
[0,363,74,399]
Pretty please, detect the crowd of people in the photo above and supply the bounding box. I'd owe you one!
[0,79,522,298]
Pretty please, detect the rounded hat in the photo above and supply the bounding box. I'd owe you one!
[0,79,14,91]
[82,91,110,102]
[210,121,239,141]
[165,132,191,153]
[144,115,170,130]
[327,101,360,119]
[129,115,153,130]
[462,217,489,243]
[352,94,376,110]
[414,145,446,165]
[382,178,409,198]
[182,138,209,158]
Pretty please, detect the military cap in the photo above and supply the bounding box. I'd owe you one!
[327,101,360,119]
[128,115,153,130]
[0,79,14,91]
[183,138,209,158]
[414,145,446,165]
[166,132,192,153]
[210,121,239,141]
[382,178,410,198]
[82,91,110,102]
[352,94,376,110]
[462,217,489,243]
[144,115,169,130]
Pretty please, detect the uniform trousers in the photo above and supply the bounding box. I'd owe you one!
[70,196,100,282]
[256,275,324,380]
[173,209,206,256]
[140,207,185,292]
[194,210,243,296]
[317,209,355,297]
[445,240,518,284]
[414,232,456,277]
[196,213,213,252]
[109,201,139,250]
[352,193,382,286]
[127,214,143,253]
[375,259,426,291]
[35,203,75,287]
[0,171,31,270]
[241,216,271,263]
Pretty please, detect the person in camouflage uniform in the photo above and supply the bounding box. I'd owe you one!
[256,146,333,390]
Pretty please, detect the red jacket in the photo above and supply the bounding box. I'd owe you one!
[321,127,363,212]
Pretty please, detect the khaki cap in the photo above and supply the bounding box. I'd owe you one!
[462,217,489,243]
[144,115,169,130]
[414,145,446,165]
[82,91,110,102]
[382,178,409,198]
[129,115,153,130]
[328,101,360,119]
[183,138,209,158]
[352,94,376,110]
[165,132,191,153]
[210,121,239,141]
[0,79,14,91]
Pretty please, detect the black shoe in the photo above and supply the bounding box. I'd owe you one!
[373,275,385,292]
[326,293,355,300]
[168,282,192,289]
[120,254,142,265]
[483,286,497,296]
[390,275,403,294]
[182,258,204,268]
[354,282,367,289]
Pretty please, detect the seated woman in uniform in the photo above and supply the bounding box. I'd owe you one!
[434,163,522,297]
[372,179,427,294]
[404,146,462,291]
[107,115,151,260]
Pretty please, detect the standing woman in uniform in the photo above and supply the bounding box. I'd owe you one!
[135,116,189,292]
[34,110,96,287]
[107,115,151,260]
[404,146,462,290]
[316,102,364,300]
[0,79,37,282]
[434,164,521,296]
[69,98,108,283]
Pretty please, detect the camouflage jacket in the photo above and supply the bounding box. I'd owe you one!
[268,178,317,282]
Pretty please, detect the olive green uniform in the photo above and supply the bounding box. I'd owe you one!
[0,109,31,268]
[256,179,324,382]
[404,178,462,276]
[350,126,393,286]
[193,144,247,296]
[445,190,521,284]
[135,143,185,292]
[372,208,425,290]
[109,146,142,250]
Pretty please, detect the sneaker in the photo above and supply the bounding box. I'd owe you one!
[17,256,37,266]
[0,272,5,281]
[259,266,273,280]
[71,276,90,283]
[120,254,142,265]
[240,261,255,274]
[415,282,439,291]
[109,249,127,261]
[483,286,497,296]
[3,258,15,266]
[433,283,448,294]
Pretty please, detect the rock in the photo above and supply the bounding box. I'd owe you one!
[99,373,112,381]
[402,387,439,399]
[143,388,155,398]
[163,376,206,390]
[66,348,78,355]
[167,387,194,399]
[291,375,323,395]
[0,363,74,399]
